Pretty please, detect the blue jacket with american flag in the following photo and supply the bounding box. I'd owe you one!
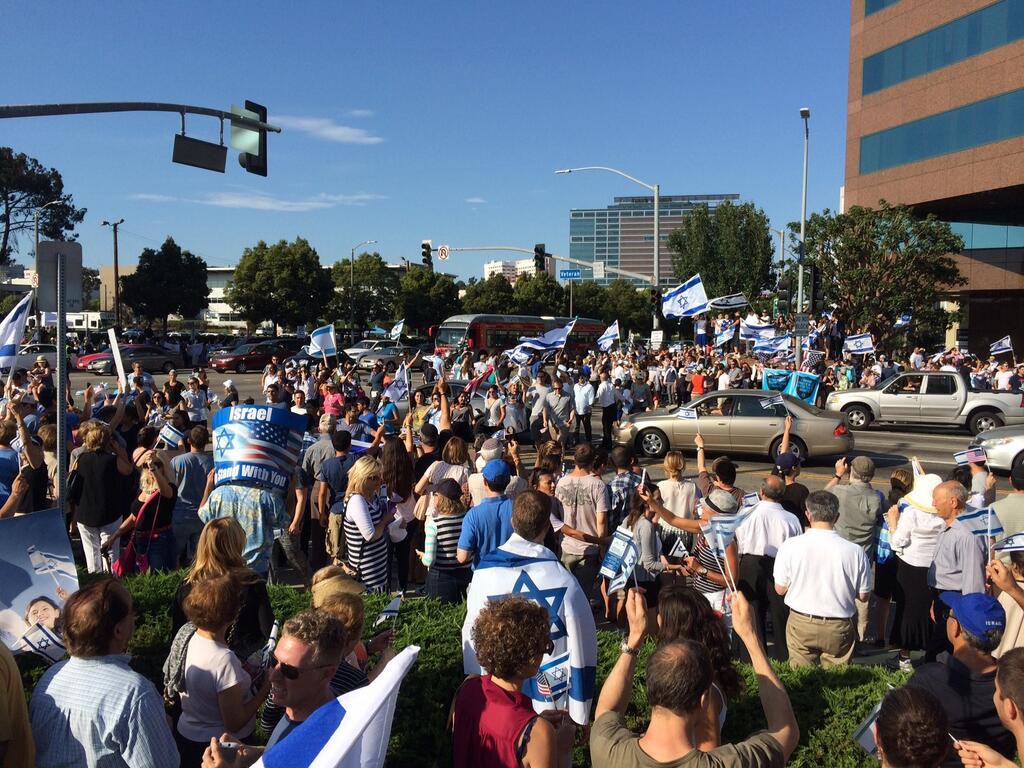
[462,533,597,726]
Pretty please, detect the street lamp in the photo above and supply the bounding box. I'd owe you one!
[796,107,810,366]
[349,239,377,334]
[101,218,125,328]
[555,166,661,328]
[33,199,62,333]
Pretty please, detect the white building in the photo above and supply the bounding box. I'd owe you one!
[483,258,553,285]
[203,266,245,328]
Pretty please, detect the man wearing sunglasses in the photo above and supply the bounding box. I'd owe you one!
[201,610,347,767]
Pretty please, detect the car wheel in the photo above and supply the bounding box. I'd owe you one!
[969,410,1004,435]
[770,436,806,462]
[842,404,872,430]
[1013,452,1024,474]
[162,361,174,373]
[636,428,669,459]
[237,361,248,374]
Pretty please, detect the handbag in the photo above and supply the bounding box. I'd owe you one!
[113,491,161,577]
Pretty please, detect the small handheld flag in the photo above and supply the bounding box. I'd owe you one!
[894,313,912,330]
[309,325,338,357]
[991,335,1014,356]
[597,321,620,352]
[159,423,187,449]
[995,534,1024,553]
[389,320,405,340]
[374,595,402,627]
[676,407,698,420]
[20,622,66,664]
[759,394,785,410]
[954,447,987,466]
[956,506,1004,538]
[608,538,639,594]
[668,538,689,558]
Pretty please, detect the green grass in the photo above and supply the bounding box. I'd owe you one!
[18,571,907,766]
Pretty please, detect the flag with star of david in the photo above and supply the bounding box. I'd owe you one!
[463,536,598,726]
[212,405,306,493]
[21,622,65,664]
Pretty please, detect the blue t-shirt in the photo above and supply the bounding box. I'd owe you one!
[457,495,515,568]
[318,453,358,513]
[0,447,21,507]
[358,412,379,430]
[378,402,399,435]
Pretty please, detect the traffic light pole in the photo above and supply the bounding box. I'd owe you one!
[0,101,280,135]
[449,246,655,284]
[795,111,810,367]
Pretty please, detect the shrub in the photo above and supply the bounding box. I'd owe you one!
[17,571,907,766]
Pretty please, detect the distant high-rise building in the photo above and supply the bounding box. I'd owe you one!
[483,258,553,285]
[566,194,740,288]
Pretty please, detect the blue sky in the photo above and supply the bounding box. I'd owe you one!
[2,1,850,280]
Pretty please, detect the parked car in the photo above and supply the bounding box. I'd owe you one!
[825,371,1024,435]
[970,425,1024,472]
[357,345,424,373]
[2,343,77,374]
[343,339,402,365]
[282,348,354,369]
[209,341,294,373]
[615,390,853,461]
[393,382,486,423]
[80,344,185,375]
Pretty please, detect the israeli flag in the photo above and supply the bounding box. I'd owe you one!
[159,423,187,449]
[374,596,401,627]
[389,320,404,341]
[676,407,698,420]
[662,274,709,318]
[759,394,785,409]
[607,537,639,594]
[597,321,619,352]
[257,645,419,768]
[309,325,338,357]
[801,326,821,350]
[516,319,576,353]
[740,492,760,511]
[668,538,689,558]
[381,364,409,403]
[991,335,1014,355]
[753,334,791,354]
[20,622,66,664]
[715,329,733,348]
[0,292,33,373]
[843,333,875,355]
[996,533,1024,553]
[700,509,753,559]
[740,320,776,341]
[708,293,748,310]
[957,506,1004,538]
[894,313,912,329]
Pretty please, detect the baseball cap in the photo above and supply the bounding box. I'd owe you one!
[319,414,337,431]
[419,424,439,445]
[429,479,462,502]
[850,456,875,478]
[482,459,512,485]
[940,592,1006,640]
[222,379,234,389]
[775,452,802,471]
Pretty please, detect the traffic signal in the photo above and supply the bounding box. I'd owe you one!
[237,100,268,177]
[649,288,660,307]
[534,243,546,273]
[421,240,433,269]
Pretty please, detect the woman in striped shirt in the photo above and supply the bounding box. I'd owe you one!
[343,457,406,594]
[418,479,471,604]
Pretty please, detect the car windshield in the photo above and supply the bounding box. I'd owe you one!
[232,344,254,354]
[874,375,898,390]
[436,325,468,346]
[352,341,375,350]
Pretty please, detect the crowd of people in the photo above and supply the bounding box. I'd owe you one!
[4,321,1024,768]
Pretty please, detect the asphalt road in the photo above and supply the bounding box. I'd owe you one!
[68,369,990,494]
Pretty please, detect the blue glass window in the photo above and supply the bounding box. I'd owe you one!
[866,0,901,15]
[863,0,1024,95]
[859,88,1024,173]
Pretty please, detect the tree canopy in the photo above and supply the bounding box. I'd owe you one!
[799,201,965,350]
[603,280,653,336]
[461,274,514,315]
[511,272,564,316]
[119,237,209,332]
[395,267,460,334]
[329,252,401,331]
[0,148,86,264]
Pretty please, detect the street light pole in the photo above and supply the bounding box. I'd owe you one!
[349,239,377,334]
[33,199,61,335]
[555,166,661,328]
[796,108,810,366]
[101,218,124,328]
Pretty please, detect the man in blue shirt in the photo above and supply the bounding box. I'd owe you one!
[171,426,215,565]
[356,397,379,431]
[457,459,515,568]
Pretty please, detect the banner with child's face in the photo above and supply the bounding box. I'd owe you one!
[212,404,306,492]
[0,507,78,663]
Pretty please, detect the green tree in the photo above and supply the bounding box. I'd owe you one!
[512,272,564,316]
[227,238,332,332]
[668,200,775,300]
[119,237,210,333]
[603,280,653,335]
[799,201,965,351]
[0,148,87,264]
[564,281,606,319]
[82,266,101,310]
[461,274,514,314]
[396,268,460,334]
[329,252,401,331]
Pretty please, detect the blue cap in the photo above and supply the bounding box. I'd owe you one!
[940,591,1006,640]
[481,459,511,485]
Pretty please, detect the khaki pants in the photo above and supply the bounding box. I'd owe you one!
[786,610,857,668]
[855,594,871,642]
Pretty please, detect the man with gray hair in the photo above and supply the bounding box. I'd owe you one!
[927,480,989,662]
[773,490,873,667]
[825,455,884,642]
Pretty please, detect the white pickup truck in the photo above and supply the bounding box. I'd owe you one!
[825,370,1024,435]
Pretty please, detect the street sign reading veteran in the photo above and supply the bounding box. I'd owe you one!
[212,404,306,493]
[0,508,78,661]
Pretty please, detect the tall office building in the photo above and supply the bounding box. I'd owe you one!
[567,194,739,288]
[844,0,1024,350]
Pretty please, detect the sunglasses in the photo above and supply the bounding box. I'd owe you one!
[269,654,334,680]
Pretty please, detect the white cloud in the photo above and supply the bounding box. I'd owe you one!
[132,191,386,213]
[347,109,375,118]
[464,197,487,204]
[275,115,384,144]
[130,193,176,203]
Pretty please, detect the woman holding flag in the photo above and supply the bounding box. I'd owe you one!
[343,457,406,594]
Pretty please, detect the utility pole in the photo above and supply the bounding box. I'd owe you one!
[102,219,124,327]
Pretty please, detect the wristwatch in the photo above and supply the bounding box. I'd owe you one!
[619,642,640,657]
[697,566,709,577]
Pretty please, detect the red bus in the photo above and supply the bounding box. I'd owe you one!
[434,314,606,358]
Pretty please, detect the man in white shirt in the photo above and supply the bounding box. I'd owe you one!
[735,475,803,661]
[572,373,595,446]
[994,361,1015,391]
[774,490,873,668]
[594,372,617,450]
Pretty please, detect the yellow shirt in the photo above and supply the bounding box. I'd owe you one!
[0,643,34,768]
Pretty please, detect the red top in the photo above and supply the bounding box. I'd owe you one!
[452,675,538,768]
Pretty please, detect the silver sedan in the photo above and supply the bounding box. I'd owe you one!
[971,425,1024,472]
[614,390,854,461]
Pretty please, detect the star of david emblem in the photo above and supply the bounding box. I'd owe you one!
[216,432,235,451]
[489,571,568,642]
[37,637,50,649]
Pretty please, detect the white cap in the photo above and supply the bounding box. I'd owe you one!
[223,379,234,389]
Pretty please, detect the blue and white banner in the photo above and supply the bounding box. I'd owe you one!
[607,538,639,594]
[597,321,619,352]
[464,535,597,726]
[753,334,791,354]
[708,293,748,310]
[740,320,776,341]
[158,423,187,449]
[309,325,338,357]
[894,313,912,330]
[844,333,875,355]
[0,508,78,657]
[0,292,32,374]
[389,320,404,340]
[257,645,419,768]
[761,369,820,405]
[599,527,637,580]
[991,335,1014,355]
[715,329,733,348]
[958,507,1004,538]
[508,319,577,362]
[676,407,698,420]
[381,363,409,403]
[212,405,306,492]
[995,534,1024,553]
[662,274,709,318]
